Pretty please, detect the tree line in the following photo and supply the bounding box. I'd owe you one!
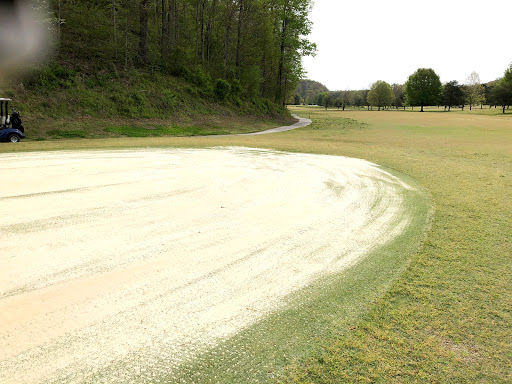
[295,64,512,113]
[43,0,315,106]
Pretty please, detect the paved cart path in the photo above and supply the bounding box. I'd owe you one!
[0,147,412,383]
[199,114,312,138]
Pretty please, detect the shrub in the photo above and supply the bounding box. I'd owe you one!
[188,67,212,89]
[231,79,243,97]
[25,64,77,89]
[215,79,231,99]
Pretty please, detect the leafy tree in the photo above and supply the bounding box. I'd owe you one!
[275,0,317,105]
[404,68,442,112]
[464,72,485,110]
[323,93,333,110]
[351,91,363,108]
[492,63,512,114]
[367,81,394,111]
[391,83,404,109]
[45,0,316,106]
[360,89,369,110]
[340,90,351,110]
[315,92,328,107]
[442,81,464,111]
[484,82,497,107]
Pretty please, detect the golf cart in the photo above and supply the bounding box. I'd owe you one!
[0,98,25,142]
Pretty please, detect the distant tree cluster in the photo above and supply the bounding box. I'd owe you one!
[295,79,328,105]
[48,0,316,106]
[294,63,512,113]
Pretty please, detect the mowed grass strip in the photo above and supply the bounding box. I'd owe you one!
[10,114,292,142]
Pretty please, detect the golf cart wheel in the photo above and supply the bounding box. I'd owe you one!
[8,134,20,143]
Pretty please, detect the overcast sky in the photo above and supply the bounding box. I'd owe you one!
[302,0,512,91]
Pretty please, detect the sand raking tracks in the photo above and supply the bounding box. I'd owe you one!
[0,147,414,383]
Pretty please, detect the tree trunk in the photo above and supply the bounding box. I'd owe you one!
[57,0,62,43]
[235,0,244,70]
[224,3,236,78]
[205,0,218,62]
[124,10,129,69]
[199,0,207,61]
[195,0,201,56]
[277,1,289,105]
[112,0,118,59]
[160,0,167,55]
[167,0,177,50]
[420,104,424,112]
[224,20,231,71]
[138,0,149,65]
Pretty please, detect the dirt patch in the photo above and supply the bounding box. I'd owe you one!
[0,147,413,383]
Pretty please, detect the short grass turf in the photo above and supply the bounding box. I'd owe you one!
[2,107,511,382]
[15,114,292,141]
[276,107,512,383]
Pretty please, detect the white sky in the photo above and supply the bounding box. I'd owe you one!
[302,0,512,90]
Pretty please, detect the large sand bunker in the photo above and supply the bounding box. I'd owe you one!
[0,147,412,383]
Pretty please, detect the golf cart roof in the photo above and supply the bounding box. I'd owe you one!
[0,98,12,101]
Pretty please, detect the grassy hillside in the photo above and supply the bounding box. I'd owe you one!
[2,63,293,141]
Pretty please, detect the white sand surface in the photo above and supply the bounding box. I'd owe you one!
[0,147,412,383]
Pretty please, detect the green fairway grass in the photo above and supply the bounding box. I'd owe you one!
[2,108,510,382]
[276,107,512,383]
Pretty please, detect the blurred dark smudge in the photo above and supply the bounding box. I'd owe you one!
[0,0,52,79]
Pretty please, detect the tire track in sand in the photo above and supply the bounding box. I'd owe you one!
[0,147,413,383]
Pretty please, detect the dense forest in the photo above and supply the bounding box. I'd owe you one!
[40,0,315,106]
[0,0,317,138]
